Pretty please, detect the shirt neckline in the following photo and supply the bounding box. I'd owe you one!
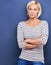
[23,21,43,29]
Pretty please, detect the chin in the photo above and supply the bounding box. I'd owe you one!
[29,15,37,18]
[30,16,36,18]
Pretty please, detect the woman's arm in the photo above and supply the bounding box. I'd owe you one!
[17,22,37,49]
[24,37,42,46]
[25,43,38,49]
[25,21,49,46]
[24,40,38,49]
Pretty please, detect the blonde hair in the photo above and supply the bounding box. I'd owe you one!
[26,0,42,18]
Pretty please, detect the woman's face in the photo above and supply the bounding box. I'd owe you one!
[27,4,40,18]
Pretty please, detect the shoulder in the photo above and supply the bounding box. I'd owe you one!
[17,21,25,29]
[41,20,49,28]
[42,20,48,25]
[17,21,24,27]
[18,21,24,25]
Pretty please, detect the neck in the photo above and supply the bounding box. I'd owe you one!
[28,17,38,23]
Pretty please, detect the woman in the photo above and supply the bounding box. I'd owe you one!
[17,0,49,65]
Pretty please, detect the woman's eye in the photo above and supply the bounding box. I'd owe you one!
[34,9,37,10]
[29,8,37,10]
[29,8,32,10]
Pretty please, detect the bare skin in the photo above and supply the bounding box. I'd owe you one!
[24,42,38,50]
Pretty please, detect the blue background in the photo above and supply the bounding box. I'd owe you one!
[0,0,51,65]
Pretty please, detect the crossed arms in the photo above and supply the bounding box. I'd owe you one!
[17,21,49,49]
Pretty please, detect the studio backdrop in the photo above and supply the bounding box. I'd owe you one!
[0,0,51,65]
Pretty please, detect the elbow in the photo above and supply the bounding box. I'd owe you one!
[41,39,48,45]
[18,43,22,49]
[18,41,25,49]
[40,35,49,45]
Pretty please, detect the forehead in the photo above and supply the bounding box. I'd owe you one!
[28,3,39,9]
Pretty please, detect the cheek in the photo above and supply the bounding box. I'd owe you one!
[27,9,39,15]
[29,11,38,15]
[27,11,31,14]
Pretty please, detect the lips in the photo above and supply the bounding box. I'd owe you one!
[30,14,34,16]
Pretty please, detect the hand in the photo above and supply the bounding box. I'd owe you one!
[24,34,43,45]
[24,38,32,43]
